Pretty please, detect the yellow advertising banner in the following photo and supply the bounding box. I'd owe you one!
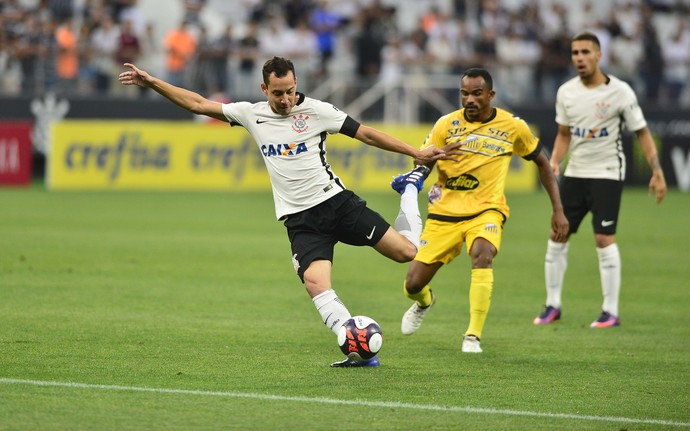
[49,121,537,191]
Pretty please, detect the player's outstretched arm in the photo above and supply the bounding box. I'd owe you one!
[354,125,462,165]
[118,63,227,122]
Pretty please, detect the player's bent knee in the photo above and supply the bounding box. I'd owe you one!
[399,243,418,262]
[404,276,425,294]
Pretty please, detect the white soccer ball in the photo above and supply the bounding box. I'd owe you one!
[337,315,383,360]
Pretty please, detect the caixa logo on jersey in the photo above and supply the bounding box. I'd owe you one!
[445,174,479,190]
[571,126,609,139]
[261,142,308,157]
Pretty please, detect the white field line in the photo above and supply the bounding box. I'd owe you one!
[1,378,688,427]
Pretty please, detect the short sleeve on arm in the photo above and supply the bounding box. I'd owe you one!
[554,88,568,127]
[339,116,360,138]
[221,102,253,126]
[620,84,647,132]
[422,116,450,150]
[514,117,542,160]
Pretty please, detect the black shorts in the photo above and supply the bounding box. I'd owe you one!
[560,177,624,235]
[283,190,390,282]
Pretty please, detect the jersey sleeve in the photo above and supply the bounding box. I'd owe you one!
[513,116,541,159]
[221,101,253,127]
[313,99,349,134]
[619,83,647,132]
[554,86,569,127]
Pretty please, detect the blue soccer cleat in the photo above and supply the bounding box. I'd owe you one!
[391,165,431,194]
[330,355,380,368]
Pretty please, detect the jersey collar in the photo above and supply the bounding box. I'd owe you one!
[296,92,305,106]
[463,107,497,124]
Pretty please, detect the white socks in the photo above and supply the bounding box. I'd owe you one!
[545,239,568,308]
[312,289,351,334]
[394,184,422,250]
[597,243,621,317]
[544,240,621,317]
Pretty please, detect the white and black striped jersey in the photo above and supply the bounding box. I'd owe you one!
[222,94,359,219]
[555,74,647,181]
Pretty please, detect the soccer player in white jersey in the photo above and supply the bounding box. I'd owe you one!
[119,56,460,367]
[533,32,667,328]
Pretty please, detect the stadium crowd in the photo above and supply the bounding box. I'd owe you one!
[1,0,689,106]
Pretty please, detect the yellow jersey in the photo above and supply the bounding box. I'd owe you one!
[422,107,541,221]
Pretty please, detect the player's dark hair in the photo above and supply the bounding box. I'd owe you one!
[572,31,601,49]
[262,56,296,86]
[462,68,493,90]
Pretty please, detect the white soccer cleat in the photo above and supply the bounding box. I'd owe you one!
[401,292,436,335]
[462,335,482,353]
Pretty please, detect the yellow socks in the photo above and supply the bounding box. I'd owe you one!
[404,282,433,307]
[466,268,493,339]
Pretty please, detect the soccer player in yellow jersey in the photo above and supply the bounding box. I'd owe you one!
[392,68,569,352]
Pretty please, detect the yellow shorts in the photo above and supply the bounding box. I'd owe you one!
[415,211,505,265]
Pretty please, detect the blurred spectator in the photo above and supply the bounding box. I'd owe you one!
[426,23,456,75]
[379,36,404,82]
[0,33,22,95]
[38,18,58,93]
[182,0,207,27]
[50,0,74,21]
[495,15,540,104]
[259,15,294,59]
[189,24,233,96]
[210,24,234,95]
[234,20,261,101]
[478,0,509,35]
[400,25,431,75]
[118,0,147,37]
[353,2,395,80]
[115,19,141,96]
[54,16,78,95]
[536,29,572,102]
[474,27,497,69]
[584,19,612,70]
[539,2,568,39]
[420,5,441,34]
[661,19,690,104]
[15,14,43,95]
[116,20,140,65]
[452,21,478,71]
[608,29,644,92]
[639,5,664,102]
[164,19,196,88]
[288,18,318,92]
[189,25,214,94]
[76,21,95,94]
[426,10,461,64]
[285,0,313,29]
[611,0,642,38]
[90,15,120,94]
[354,16,383,79]
[134,22,161,97]
[309,0,340,79]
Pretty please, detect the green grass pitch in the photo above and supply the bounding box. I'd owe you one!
[1,185,688,430]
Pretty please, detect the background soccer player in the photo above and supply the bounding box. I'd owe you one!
[532,32,667,328]
[393,67,569,353]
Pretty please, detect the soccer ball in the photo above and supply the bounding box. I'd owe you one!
[337,315,383,360]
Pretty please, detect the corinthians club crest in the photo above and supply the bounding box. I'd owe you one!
[595,101,611,119]
[292,113,309,133]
